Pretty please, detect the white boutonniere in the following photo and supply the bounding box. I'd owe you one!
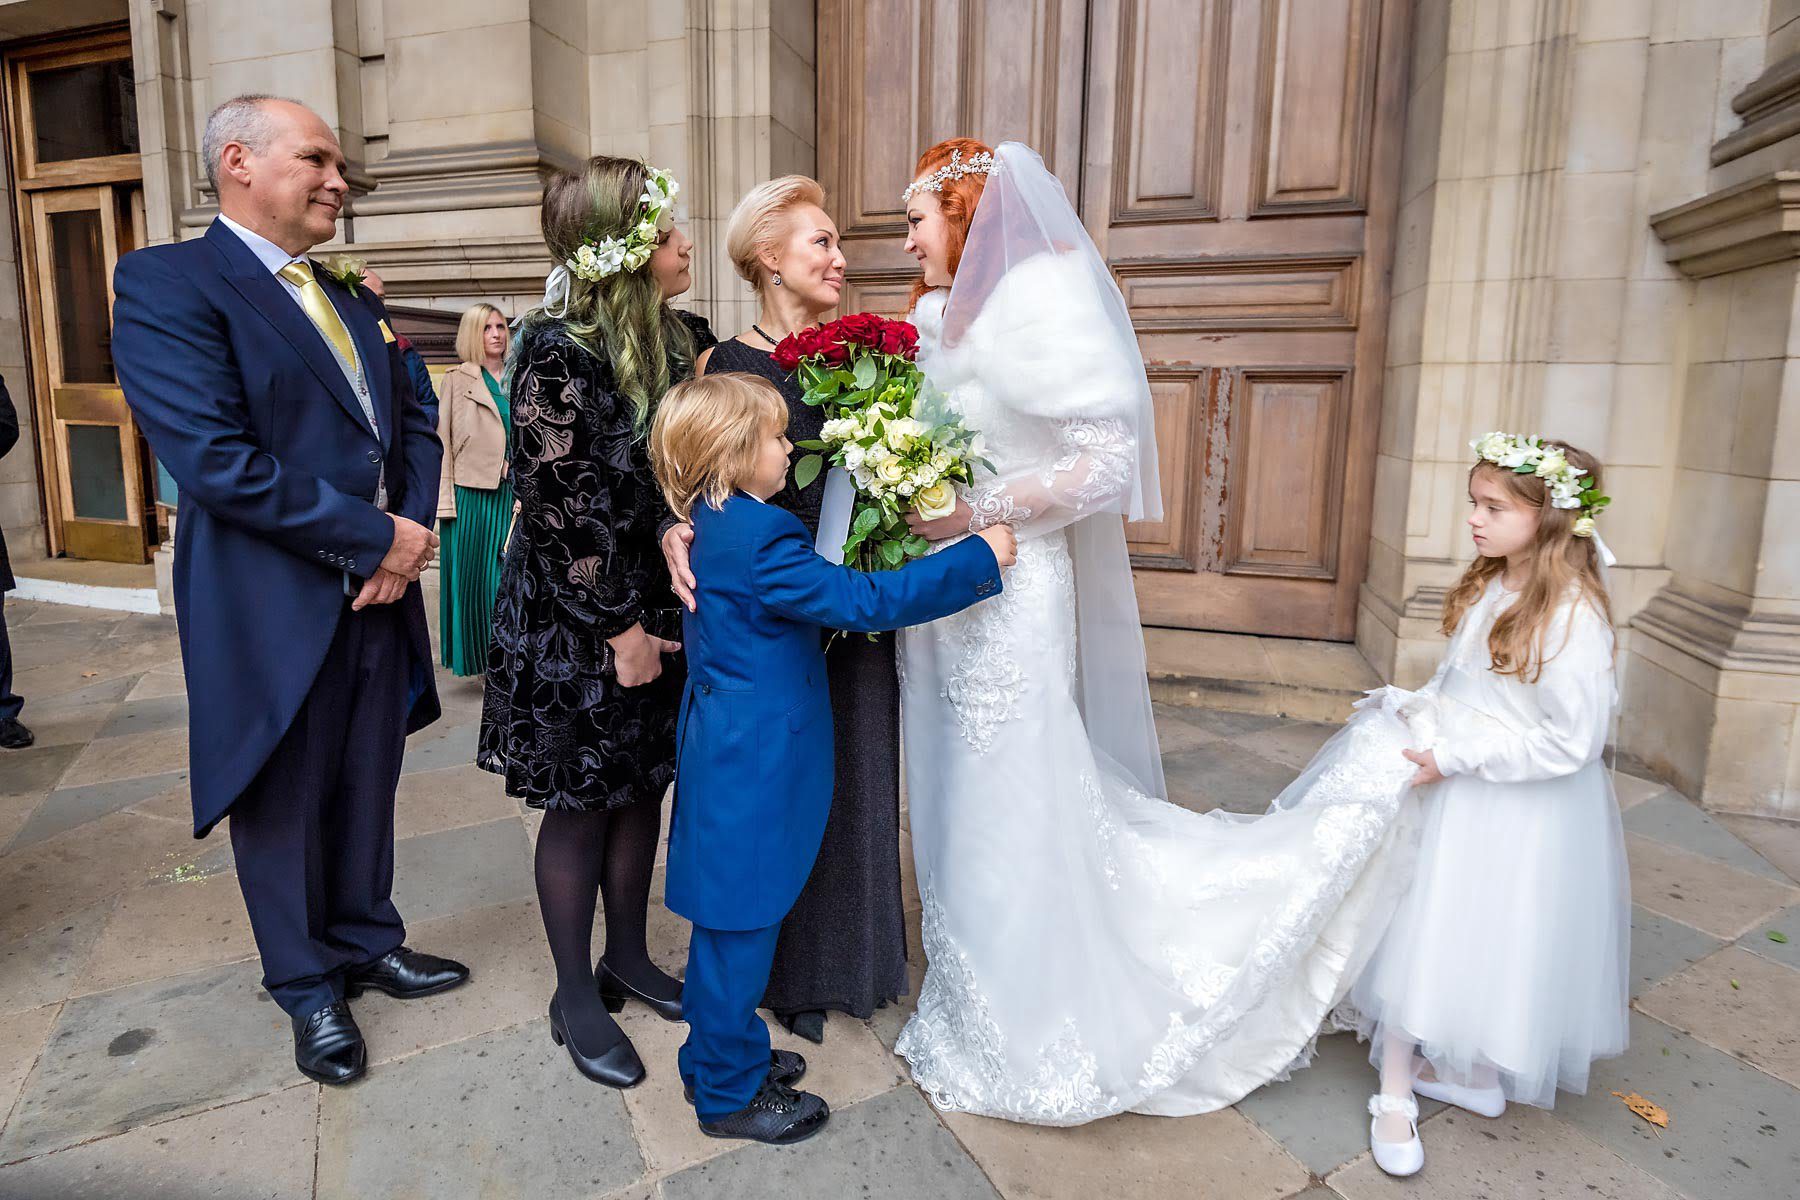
[319,254,368,296]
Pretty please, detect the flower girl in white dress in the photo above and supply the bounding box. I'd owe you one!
[1345,435,1630,1176]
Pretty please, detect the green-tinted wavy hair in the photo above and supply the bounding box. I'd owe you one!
[530,155,695,432]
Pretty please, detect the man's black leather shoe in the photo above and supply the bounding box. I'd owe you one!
[0,718,33,750]
[345,947,469,1000]
[697,1076,829,1145]
[294,1001,365,1085]
[685,1048,806,1103]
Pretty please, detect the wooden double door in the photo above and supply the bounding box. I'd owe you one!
[819,0,1409,639]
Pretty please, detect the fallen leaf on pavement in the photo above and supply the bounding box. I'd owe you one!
[1612,1091,1669,1134]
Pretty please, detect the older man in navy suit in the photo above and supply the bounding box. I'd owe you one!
[112,95,468,1085]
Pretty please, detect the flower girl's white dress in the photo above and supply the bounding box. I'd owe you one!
[1343,580,1630,1107]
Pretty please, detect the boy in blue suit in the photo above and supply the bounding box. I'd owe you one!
[649,373,1015,1145]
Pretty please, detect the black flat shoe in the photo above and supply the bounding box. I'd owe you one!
[0,718,33,750]
[345,947,470,1000]
[699,1075,829,1145]
[778,1009,826,1043]
[685,1048,806,1103]
[597,959,682,1022]
[293,1000,365,1086]
[548,997,645,1089]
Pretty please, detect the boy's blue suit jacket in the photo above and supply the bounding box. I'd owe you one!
[666,494,1002,932]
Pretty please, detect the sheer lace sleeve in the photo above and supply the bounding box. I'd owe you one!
[964,417,1136,538]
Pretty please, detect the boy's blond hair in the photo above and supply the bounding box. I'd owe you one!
[650,372,789,521]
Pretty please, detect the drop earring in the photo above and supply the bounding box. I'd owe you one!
[772,272,783,287]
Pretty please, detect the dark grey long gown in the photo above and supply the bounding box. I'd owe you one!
[705,337,909,1021]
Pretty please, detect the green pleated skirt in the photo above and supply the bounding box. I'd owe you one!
[439,481,514,676]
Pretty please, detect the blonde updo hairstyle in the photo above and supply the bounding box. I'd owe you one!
[725,175,828,293]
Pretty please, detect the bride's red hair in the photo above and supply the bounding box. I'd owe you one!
[906,137,993,312]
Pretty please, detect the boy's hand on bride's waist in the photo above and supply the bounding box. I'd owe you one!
[976,524,1017,570]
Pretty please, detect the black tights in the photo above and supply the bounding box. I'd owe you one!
[535,800,679,1050]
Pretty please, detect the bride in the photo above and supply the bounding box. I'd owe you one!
[892,139,1427,1123]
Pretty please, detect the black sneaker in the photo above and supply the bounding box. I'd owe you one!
[697,1076,829,1145]
[0,718,32,750]
[685,1048,806,1103]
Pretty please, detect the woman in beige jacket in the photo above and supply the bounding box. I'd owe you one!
[436,303,512,675]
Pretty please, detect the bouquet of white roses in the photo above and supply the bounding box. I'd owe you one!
[773,314,987,571]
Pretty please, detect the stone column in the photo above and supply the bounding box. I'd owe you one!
[1361,0,1749,701]
[1630,3,1800,816]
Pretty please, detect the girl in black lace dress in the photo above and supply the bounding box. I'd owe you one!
[662,177,906,1044]
[479,157,714,1086]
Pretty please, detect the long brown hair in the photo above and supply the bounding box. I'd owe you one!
[905,138,993,311]
[1441,439,1613,682]
[534,156,695,432]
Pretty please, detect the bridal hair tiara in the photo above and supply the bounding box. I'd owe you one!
[901,148,998,203]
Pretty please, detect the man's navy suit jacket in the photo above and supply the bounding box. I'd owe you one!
[112,220,443,836]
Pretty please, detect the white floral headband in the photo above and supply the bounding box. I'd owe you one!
[901,148,998,203]
[1469,432,1613,544]
[568,166,680,282]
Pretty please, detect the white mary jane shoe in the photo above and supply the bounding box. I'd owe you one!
[1411,1061,1506,1118]
[1368,1093,1425,1178]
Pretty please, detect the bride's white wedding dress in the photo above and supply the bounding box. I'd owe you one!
[893,144,1429,1124]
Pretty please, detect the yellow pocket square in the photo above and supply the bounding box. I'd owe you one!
[378,319,397,344]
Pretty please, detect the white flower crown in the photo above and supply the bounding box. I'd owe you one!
[567,166,679,283]
[901,148,998,203]
[1469,432,1611,537]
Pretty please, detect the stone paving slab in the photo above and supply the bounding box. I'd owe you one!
[0,1004,58,1136]
[124,671,186,702]
[1740,903,1800,970]
[0,959,294,1161]
[399,720,481,775]
[388,817,534,924]
[1718,812,1800,884]
[0,812,199,945]
[6,771,188,852]
[659,1086,999,1200]
[0,900,112,1016]
[1557,1012,1800,1200]
[316,1019,644,1200]
[1328,1105,1682,1199]
[1610,771,1669,811]
[1235,1031,1445,1177]
[0,744,79,798]
[1635,945,1800,1087]
[1625,833,1800,939]
[0,1085,318,1199]
[11,679,133,751]
[356,898,553,1065]
[70,872,256,998]
[1162,740,1305,815]
[617,1000,905,1180]
[392,763,520,840]
[944,1104,1310,1200]
[92,695,189,742]
[1624,793,1792,882]
[59,727,190,790]
[1629,905,1724,999]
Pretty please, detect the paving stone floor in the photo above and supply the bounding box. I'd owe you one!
[1,597,1798,1199]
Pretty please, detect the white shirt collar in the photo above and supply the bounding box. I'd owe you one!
[217,213,305,276]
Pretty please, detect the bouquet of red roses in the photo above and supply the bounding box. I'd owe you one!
[773,313,984,571]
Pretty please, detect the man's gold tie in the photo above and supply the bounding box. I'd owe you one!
[278,260,359,374]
